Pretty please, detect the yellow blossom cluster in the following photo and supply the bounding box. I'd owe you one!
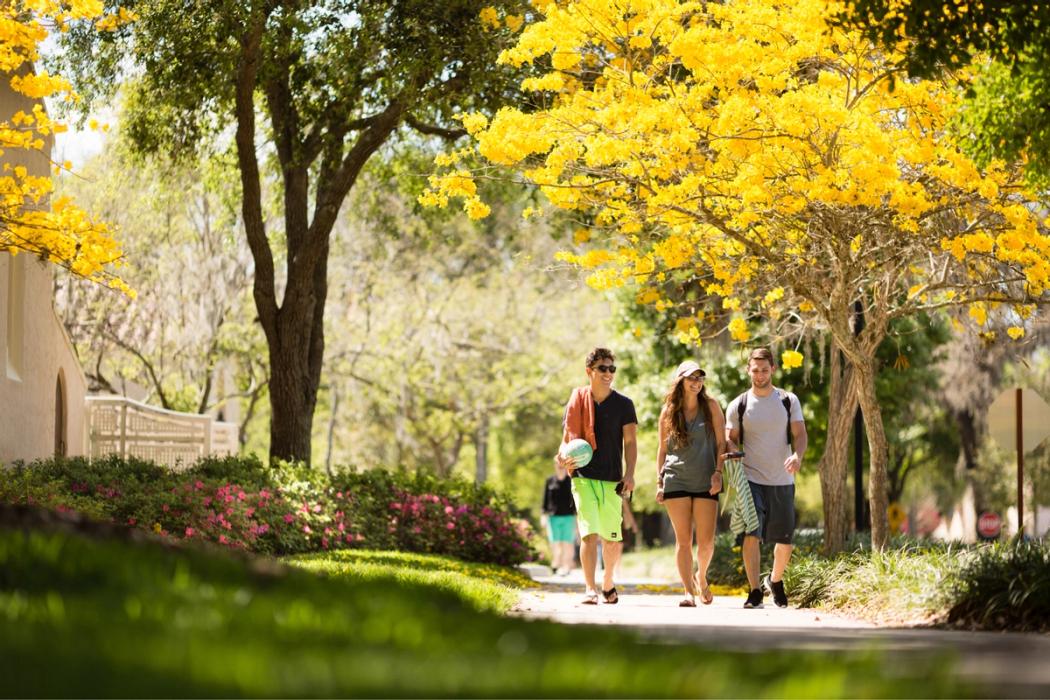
[423,0,1049,350]
[781,350,804,370]
[1,0,132,294]
[478,6,525,33]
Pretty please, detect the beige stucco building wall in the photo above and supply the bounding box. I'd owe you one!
[0,74,88,465]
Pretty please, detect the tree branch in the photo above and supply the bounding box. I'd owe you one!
[405,115,466,141]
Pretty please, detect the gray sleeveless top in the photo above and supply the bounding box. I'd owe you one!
[661,409,718,493]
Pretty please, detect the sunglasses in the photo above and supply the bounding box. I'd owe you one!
[592,364,617,374]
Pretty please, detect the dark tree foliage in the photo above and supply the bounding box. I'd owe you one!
[840,1,1050,74]
[838,1,1050,187]
[56,0,528,463]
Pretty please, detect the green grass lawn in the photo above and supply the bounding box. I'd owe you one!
[0,522,980,698]
[285,549,536,613]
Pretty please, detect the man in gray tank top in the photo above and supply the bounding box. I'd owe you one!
[725,347,807,609]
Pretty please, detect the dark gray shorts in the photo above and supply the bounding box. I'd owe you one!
[745,482,795,544]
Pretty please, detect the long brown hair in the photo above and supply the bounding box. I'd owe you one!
[661,377,714,448]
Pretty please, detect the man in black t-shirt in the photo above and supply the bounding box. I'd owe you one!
[557,347,638,605]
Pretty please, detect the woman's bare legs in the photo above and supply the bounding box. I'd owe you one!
[665,497,697,601]
[692,498,718,603]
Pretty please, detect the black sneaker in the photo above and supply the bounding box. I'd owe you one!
[763,575,788,608]
[743,588,764,609]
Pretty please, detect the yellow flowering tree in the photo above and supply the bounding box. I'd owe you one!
[426,0,1050,549]
[0,0,129,291]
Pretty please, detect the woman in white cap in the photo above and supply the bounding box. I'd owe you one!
[656,360,726,606]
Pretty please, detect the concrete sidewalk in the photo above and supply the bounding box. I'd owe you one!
[512,568,1050,697]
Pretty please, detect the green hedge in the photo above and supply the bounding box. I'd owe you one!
[0,456,535,566]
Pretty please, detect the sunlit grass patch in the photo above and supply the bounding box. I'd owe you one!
[286,549,535,613]
[0,518,980,698]
[786,544,956,624]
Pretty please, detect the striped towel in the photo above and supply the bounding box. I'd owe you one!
[721,458,759,538]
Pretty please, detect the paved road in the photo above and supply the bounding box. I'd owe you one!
[512,573,1050,697]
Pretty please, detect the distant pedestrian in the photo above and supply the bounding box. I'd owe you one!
[656,360,725,607]
[725,347,808,608]
[558,347,638,605]
[542,459,577,575]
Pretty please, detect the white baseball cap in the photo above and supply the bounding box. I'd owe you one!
[673,360,706,382]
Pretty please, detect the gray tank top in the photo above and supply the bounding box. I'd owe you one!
[661,410,717,493]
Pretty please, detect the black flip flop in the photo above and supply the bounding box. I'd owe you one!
[602,587,619,604]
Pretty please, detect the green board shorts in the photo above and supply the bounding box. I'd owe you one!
[571,477,622,542]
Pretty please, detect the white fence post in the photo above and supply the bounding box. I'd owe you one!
[118,402,127,459]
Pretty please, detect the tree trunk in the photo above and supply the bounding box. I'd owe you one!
[233,14,405,466]
[818,341,858,554]
[854,356,891,549]
[953,409,981,542]
[324,384,339,477]
[268,315,320,464]
[474,415,489,485]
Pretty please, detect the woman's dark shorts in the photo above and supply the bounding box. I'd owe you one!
[743,482,795,544]
[663,490,719,501]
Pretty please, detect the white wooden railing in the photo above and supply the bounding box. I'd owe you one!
[86,395,239,470]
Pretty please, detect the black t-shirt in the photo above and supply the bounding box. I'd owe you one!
[543,475,576,516]
[570,390,637,483]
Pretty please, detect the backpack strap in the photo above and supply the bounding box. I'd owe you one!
[735,392,748,447]
[776,390,793,447]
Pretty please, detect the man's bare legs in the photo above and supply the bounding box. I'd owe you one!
[742,534,761,590]
[771,543,792,582]
[580,533,599,595]
[601,539,622,592]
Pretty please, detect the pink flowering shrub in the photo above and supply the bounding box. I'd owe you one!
[0,456,536,565]
[385,492,530,566]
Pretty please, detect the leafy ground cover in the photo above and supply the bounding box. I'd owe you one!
[785,538,1050,631]
[0,456,534,565]
[0,505,977,698]
[625,532,1049,633]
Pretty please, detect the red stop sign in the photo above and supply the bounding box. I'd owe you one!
[978,511,1002,538]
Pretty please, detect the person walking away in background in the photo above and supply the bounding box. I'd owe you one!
[542,458,577,575]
